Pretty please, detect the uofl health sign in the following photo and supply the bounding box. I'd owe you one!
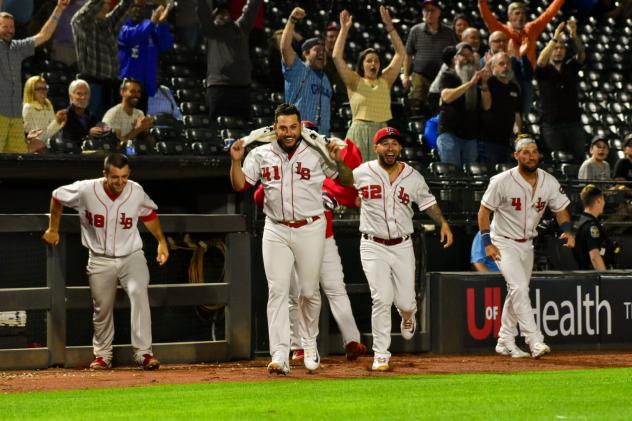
[430,272,632,354]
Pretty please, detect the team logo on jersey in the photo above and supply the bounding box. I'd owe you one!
[119,213,133,229]
[398,187,410,205]
[535,197,546,212]
[590,225,600,238]
[295,162,311,180]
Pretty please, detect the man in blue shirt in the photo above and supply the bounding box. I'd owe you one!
[119,0,174,113]
[280,7,332,135]
[471,230,499,272]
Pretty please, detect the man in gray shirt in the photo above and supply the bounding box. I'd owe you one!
[578,136,611,181]
[0,0,69,153]
[198,0,260,120]
[402,0,457,116]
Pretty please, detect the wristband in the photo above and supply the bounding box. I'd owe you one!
[560,221,572,233]
[481,230,492,247]
[51,15,60,22]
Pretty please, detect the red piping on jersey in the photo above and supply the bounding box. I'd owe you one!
[509,170,530,239]
[94,182,109,254]
[113,184,133,256]
[270,149,285,220]
[392,165,414,237]
[291,144,309,221]
[368,163,391,239]
[140,211,157,222]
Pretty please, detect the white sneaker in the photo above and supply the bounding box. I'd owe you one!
[495,341,530,358]
[303,347,320,372]
[267,359,290,375]
[372,356,390,371]
[400,317,416,340]
[531,342,551,359]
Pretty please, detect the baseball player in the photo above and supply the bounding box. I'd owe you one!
[42,153,168,370]
[354,127,453,371]
[230,103,353,375]
[253,137,368,362]
[478,136,574,358]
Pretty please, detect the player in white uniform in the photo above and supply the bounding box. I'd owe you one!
[230,103,353,375]
[478,136,574,358]
[354,127,453,371]
[42,153,169,370]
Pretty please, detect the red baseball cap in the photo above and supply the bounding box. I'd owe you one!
[373,127,402,145]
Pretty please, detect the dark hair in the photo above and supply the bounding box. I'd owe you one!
[274,103,301,123]
[104,153,129,171]
[580,184,603,208]
[453,13,469,27]
[120,78,142,92]
[355,48,384,78]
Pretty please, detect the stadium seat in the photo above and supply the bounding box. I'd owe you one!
[560,163,579,179]
[185,128,216,143]
[175,89,205,103]
[495,163,513,173]
[156,140,187,155]
[217,116,249,129]
[181,101,209,115]
[550,150,575,165]
[463,162,490,179]
[429,162,458,177]
[183,114,211,128]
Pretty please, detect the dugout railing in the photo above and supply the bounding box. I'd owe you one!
[0,214,251,370]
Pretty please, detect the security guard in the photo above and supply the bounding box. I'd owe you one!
[573,185,618,270]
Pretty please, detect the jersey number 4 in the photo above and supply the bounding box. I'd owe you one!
[511,198,522,211]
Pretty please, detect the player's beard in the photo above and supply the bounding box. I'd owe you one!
[519,161,539,173]
[278,137,301,154]
[378,153,398,168]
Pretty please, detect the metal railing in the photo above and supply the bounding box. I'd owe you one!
[0,214,251,369]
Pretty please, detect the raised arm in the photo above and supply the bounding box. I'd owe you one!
[530,0,566,34]
[379,5,405,88]
[143,216,169,265]
[478,0,505,33]
[197,0,214,36]
[567,19,585,64]
[42,198,64,245]
[229,139,247,191]
[332,10,361,90]
[235,0,261,32]
[537,22,564,67]
[33,0,69,47]
[441,69,483,104]
[479,67,492,111]
[281,7,305,67]
[327,142,354,186]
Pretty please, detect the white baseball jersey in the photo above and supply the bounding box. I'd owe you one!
[242,140,338,221]
[481,167,570,240]
[53,178,157,257]
[354,161,437,238]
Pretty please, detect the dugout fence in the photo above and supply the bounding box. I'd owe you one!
[0,214,251,370]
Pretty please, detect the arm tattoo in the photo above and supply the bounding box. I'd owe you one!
[425,203,446,226]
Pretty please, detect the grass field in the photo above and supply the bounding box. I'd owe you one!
[1,368,631,420]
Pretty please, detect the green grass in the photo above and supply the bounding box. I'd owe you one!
[1,368,632,420]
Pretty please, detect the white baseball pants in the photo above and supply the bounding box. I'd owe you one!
[289,236,362,350]
[360,237,417,358]
[494,236,544,347]
[262,216,325,361]
[86,250,153,364]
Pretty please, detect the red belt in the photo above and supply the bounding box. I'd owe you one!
[363,233,410,246]
[503,236,529,243]
[277,215,320,228]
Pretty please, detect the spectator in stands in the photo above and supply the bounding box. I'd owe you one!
[437,42,489,168]
[478,52,521,166]
[119,0,174,114]
[62,79,101,145]
[1,0,33,39]
[573,185,614,270]
[483,30,533,116]
[0,0,69,154]
[281,7,332,135]
[268,28,303,92]
[452,13,470,40]
[72,0,133,119]
[536,20,586,162]
[478,0,565,69]
[22,76,67,146]
[578,136,611,180]
[198,0,260,120]
[148,84,183,125]
[613,135,632,182]
[324,22,345,102]
[332,7,405,161]
[471,231,499,272]
[461,27,483,58]
[103,79,154,143]
[402,0,457,116]
[175,0,200,50]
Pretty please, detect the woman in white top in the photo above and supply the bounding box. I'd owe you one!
[22,76,67,146]
[332,6,405,161]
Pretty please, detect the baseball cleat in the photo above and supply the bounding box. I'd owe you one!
[345,341,368,361]
[141,354,160,370]
[400,317,416,340]
[303,347,320,372]
[291,349,304,361]
[89,357,112,370]
[531,342,551,359]
[495,341,530,358]
[371,356,390,372]
[267,360,290,375]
